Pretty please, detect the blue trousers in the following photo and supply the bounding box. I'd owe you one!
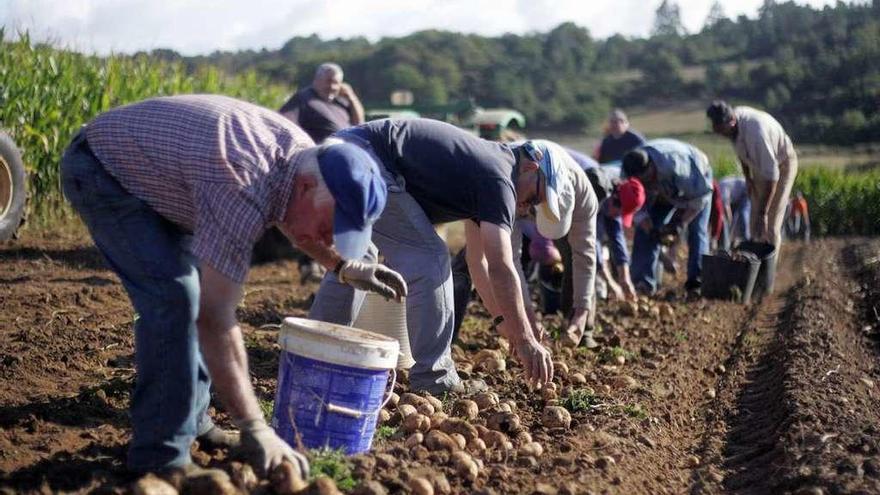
[61,131,214,472]
[631,202,710,293]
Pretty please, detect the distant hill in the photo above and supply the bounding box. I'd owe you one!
[166,1,879,144]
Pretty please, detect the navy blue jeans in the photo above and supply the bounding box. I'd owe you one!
[61,131,214,472]
[631,202,710,294]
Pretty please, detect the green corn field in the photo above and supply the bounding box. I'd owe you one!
[0,30,289,225]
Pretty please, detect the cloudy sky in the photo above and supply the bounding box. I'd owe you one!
[1,0,852,56]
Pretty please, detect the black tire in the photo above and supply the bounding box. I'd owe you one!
[0,131,27,240]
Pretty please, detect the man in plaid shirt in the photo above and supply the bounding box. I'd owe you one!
[60,94,406,478]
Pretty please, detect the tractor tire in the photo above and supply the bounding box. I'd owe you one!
[0,131,27,241]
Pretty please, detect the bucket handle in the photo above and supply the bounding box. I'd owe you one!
[323,368,397,419]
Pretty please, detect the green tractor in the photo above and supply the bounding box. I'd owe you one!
[0,130,26,240]
[365,98,526,141]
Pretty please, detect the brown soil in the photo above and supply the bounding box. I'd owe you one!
[1,232,879,494]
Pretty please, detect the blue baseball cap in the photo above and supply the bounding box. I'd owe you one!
[317,143,387,259]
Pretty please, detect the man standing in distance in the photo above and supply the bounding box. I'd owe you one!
[280,63,365,144]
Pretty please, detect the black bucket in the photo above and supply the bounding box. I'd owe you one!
[701,252,761,303]
[736,241,777,300]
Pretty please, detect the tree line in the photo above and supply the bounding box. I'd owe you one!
[148,1,878,144]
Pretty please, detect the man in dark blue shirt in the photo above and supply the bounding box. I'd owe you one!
[596,109,646,164]
[309,119,574,393]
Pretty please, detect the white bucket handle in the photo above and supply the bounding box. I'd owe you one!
[324,368,397,419]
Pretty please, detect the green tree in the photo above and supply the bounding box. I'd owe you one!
[653,0,686,37]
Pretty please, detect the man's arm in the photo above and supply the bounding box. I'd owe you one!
[339,83,365,125]
[480,222,552,384]
[197,264,309,477]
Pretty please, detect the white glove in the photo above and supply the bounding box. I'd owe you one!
[338,260,408,301]
[236,418,309,479]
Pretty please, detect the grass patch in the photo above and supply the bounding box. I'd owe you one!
[258,399,273,422]
[674,331,688,342]
[560,388,601,413]
[600,346,635,363]
[308,447,356,490]
[374,425,397,441]
[622,403,649,420]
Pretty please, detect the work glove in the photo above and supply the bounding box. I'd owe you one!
[236,418,310,479]
[338,260,408,301]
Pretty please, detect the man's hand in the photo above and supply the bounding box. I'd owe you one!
[562,307,592,348]
[508,331,554,386]
[237,418,309,479]
[338,82,358,100]
[338,260,407,301]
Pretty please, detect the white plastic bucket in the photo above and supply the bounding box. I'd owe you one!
[271,317,399,453]
[353,293,415,369]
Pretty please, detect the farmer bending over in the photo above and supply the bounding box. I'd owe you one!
[309,119,569,393]
[60,95,405,478]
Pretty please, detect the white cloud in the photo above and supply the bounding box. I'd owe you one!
[0,0,854,55]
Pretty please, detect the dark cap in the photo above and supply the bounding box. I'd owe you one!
[706,100,734,125]
[622,149,650,178]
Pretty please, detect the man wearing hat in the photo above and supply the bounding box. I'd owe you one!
[565,150,645,303]
[706,100,797,252]
[60,95,405,478]
[309,119,569,393]
[622,139,713,294]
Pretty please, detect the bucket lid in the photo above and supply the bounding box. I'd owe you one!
[279,317,400,370]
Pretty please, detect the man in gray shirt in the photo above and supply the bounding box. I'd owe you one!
[279,63,365,144]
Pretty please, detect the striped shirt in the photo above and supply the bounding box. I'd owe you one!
[85,94,315,282]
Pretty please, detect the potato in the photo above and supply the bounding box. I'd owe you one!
[473,349,503,364]
[569,372,587,385]
[229,462,257,492]
[405,432,424,449]
[398,404,418,418]
[659,303,675,320]
[467,437,486,454]
[377,409,391,424]
[187,469,237,495]
[270,461,309,495]
[541,388,558,401]
[472,392,500,410]
[451,451,479,483]
[497,337,511,354]
[425,430,459,452]
[416,402,436,417]
[621,301,638,316]
[544,382,558,392]
[452,399,479,420]
[496,403,513,413]
[614,354,626,366]
[542,406,572,429]
[387,392,400,408]
[554,360,570,376]
[477,357,506,372]
[423,394,444,412]
[486,411,521,434]
[502,400,518,412]
[482,430,508,448]
[132,474,178,495]
[313,476,342,495]
[519,442,544,457]
[430,411,448,428]
[431,473,452,495]
[403,413,431,433]
[409,477,434,495]
[450,433,467,450]
[436,417,479,442]
[514,431,533,445]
